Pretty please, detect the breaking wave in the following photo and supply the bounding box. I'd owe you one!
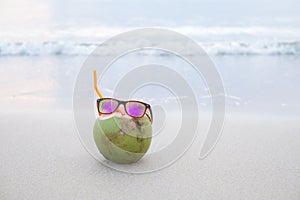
[0,41,299,56]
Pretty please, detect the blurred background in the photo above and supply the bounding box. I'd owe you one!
[1,0,300,50]
[1,0,300,114]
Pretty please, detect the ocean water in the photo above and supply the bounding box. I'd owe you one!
[1,1,300,141]
[1,26,300,56]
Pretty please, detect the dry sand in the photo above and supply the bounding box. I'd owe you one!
[0,110,299,199]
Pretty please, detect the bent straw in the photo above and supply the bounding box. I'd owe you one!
[93,70,103,98]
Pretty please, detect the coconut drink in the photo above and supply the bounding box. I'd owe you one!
[93,70,153,164]
[93,114,152,164]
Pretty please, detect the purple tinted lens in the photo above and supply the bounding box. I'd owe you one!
[99,99,118,113]
[126,102,146,117]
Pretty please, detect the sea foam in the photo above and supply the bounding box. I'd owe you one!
[0,41,299,56]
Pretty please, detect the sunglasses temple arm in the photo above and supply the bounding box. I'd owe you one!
[146,107,153,124]
[93,70,103,98]
[150,108,153,123]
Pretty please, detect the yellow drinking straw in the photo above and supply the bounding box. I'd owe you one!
[93,70,103,98]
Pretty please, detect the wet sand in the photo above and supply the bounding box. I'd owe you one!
[0,55,299,199]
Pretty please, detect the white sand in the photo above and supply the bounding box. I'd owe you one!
[0,111,299,199]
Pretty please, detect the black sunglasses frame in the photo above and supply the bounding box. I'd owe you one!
[96,98,153,122]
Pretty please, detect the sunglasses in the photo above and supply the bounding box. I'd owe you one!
[97,98,152,119]
[93,70,153,122]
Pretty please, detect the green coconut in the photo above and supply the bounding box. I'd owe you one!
[93,116,152,164]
